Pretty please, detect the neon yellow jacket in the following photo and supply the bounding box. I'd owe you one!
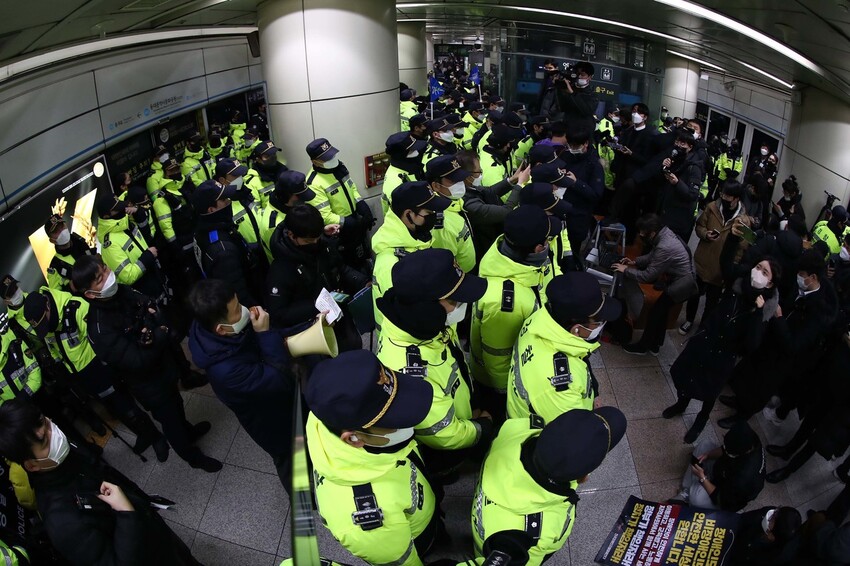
[506,307,599,424]
[813,221,842,255]
[377,316,480,450]
[479,147,510,189]
[145,160,165,197]
[257,204,286,263]
[307,413,434,566]
[305,168,362,225]
[431,199,476,273]
[472,418,577,565]
[235,138,262,164]
[0,326,41,402]
[180,147,215,188]
[381,165,417,215]
[39,286,95,373]
[371,211,433,329]
[400,100,419,131]
[97,216,154,287]
[470,237,557,391]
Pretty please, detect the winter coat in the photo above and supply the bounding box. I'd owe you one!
[694,200,750,286]
[559,150,605,241]
[462,179,519,261]
[623,226,694,295]
[657,149,704,241]
[810,337,850,459]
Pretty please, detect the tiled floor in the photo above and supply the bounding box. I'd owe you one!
[102,322,850,566]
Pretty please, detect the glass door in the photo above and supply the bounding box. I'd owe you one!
[705,109,731,140]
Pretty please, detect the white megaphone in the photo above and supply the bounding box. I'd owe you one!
[285,315,339,358]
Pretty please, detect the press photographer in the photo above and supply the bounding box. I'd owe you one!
[553,60,598,133]
[71,254,222,472]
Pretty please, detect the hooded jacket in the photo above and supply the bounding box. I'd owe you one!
[470,237,556,391]
[432,199,476,273]
[188,321,294,459]
[371,211,433,329]
[306,413,434,566]
[180,146,215,188]
[472,418,577,565]
[97,215,158,292]
[462,178,519,260]
[507,307,599,423]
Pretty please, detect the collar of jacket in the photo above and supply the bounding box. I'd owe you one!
[371,210,432,256]
[478,236,551,287]
[526,306,600,358]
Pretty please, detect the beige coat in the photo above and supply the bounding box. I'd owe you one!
[694,200,750,286]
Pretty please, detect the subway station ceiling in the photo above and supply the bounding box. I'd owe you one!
[1,1,849,99]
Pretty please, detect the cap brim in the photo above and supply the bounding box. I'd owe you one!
[446,167,471,183]
[447,272,488,303]
[374,369,433,429]
[297,187,317,201]
[593,406,627,451]
[231,164,249,177]
[546,216,563,238]
[595,294,622,322]
[548,198,572,218]
[220,185,240,199]
[317,147,339,162]
[410,138,428,153]
[421,193,451,212]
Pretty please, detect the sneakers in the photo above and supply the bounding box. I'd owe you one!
[623,343,659,356]
[762,406,784,426]
[678,321,693,335]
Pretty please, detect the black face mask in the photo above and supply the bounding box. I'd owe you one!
[298,242,320,254]
[203,202,234,225]
[721,200,737,215]
[409,211,438,242]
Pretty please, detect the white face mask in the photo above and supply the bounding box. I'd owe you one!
[576,78,589,87]
[495,106,505,113]
[779,220,788,231]
[841,247,850,262]
[7,288,24,308]
[406,150,420,158]
[90,271,118,299]
[761,509,776,535]
[567,147,585,155]
[219,305,251,335]
[476,113,486,122]
[322,157,340,169]
[351,427,414,448]
[797,274,809,292]
[632,113,645,125]
[445,302,467,326]
[158,153,170,164]
[750,267,770,289]
[438,131,455,143]
[692,132,701,140]
[458,102,465,109]
[54,229,71,246]
[446,181,466,200]
[471,175,483,187]
[578,322,606,342]
[611,116,620,124]
[760,148,769,156]
[232,176,244,191]
[34,421,70,470]
[554,187,567,199]
[455,128,465,136]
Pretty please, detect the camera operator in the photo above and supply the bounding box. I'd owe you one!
[554,61,598,134]
[72,254,222,473]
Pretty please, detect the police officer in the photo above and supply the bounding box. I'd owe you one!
[372,181,450,329]
[193,180,263,307]
[229,110,247,142]
[381,132,427,214]
[72,255,221,472]
[43,214,96,292]
[376,249,493,484]
[235,124,263,164]
[213,158,266,268]
[305,138,374,271]
[813,206,848,255]
[252,140,289,207]
[180,133,215,188]
[205,125,232,160]
[709,139,743,202]
[479,124,517,189]
[446,113,467,149]
[400,88,418,131]
[472,407,626,564]
[409,114,429,141]
[248,103,269,140]
[518,183,574,273]
[471,109,502,156]
[0,318,41,405]
[258,170,316,262]
[22,288,166,459]
[470,207,561,419]
[460,101,487,150]
[507,272,621,424]
[514,116,551,164]
[426,155,476,273]
[422,118,459,167]
[304,350,437,566]
[146,144,171,197]
[125,185,158,250]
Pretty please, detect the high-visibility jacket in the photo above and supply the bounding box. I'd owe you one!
[432,199,476,273]
[470,237,557,391]
[242,168,271,208]
[151,180,194,250]
[180,147,216,188]
[5,301,37,343]
[38,286,96,373]
[307,413,434,566]
[479,147,510,190]
[371,211,432,329]
[381,165,417,215]
[229,121,246,142]
[813,221,843,255]
[257,203,286,263]
[305,167,362,225]
[476,129,493,154]
[376,316,481,450]
[400,100,419,131]
[46,234,96,292]
[235,138,262,164]
[421,140,457,168]
[0,325,41,402]
[507,306,599,424]
[207,139,231,160]
[97,216,157,287]
[512,136,534,169]
[462,112,484,145]
[0,537,28,566]
[145,160,165,197]
[713,152,743,183]
[232,197,263,250]
[548,224,573,268]
[472,417,577,565]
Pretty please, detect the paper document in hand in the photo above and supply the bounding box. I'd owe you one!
[315,288,343,324]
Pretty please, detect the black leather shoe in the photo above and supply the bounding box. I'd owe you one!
[180,371,209,390]
[152,436,170,463]
[187,421,212,444]
[718,395,738,409]
[766,444,795,460]
[766,467,792,483]
[662,402,688,419]
[717,415,742,429]
[189,455,223,473]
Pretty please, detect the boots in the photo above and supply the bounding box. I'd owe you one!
[662,397,689,419]
[684,411,710,444]
[124,410,170,462]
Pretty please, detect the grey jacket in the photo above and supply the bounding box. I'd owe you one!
[625,226,694,286]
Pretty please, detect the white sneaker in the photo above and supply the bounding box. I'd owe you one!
[762,406,784,426]
[675,489,689,502]
[678,321,693,335]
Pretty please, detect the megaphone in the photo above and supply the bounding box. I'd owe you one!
[285,315,339,358]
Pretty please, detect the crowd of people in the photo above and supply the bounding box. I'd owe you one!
[0,54,847,565]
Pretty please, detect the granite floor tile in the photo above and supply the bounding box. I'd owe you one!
[593,367,618,409]
[782,453,841,507]
[569,487,637,566]
[589,348,605,369]
[165,517,197,550]
[183,393,240,461]
[278,515,367,565]
[579,435,639,493]
[681,411,721,447]
[598,342,661,369]
[101,431,157,488]
[226,426,277,475]
[627,417,691,484]
[199,464,288,554]
[191,533,277,566]
[607,366,676,421]
[143,456,220,529]
[640,478,682,503]
[794,482,846,518]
